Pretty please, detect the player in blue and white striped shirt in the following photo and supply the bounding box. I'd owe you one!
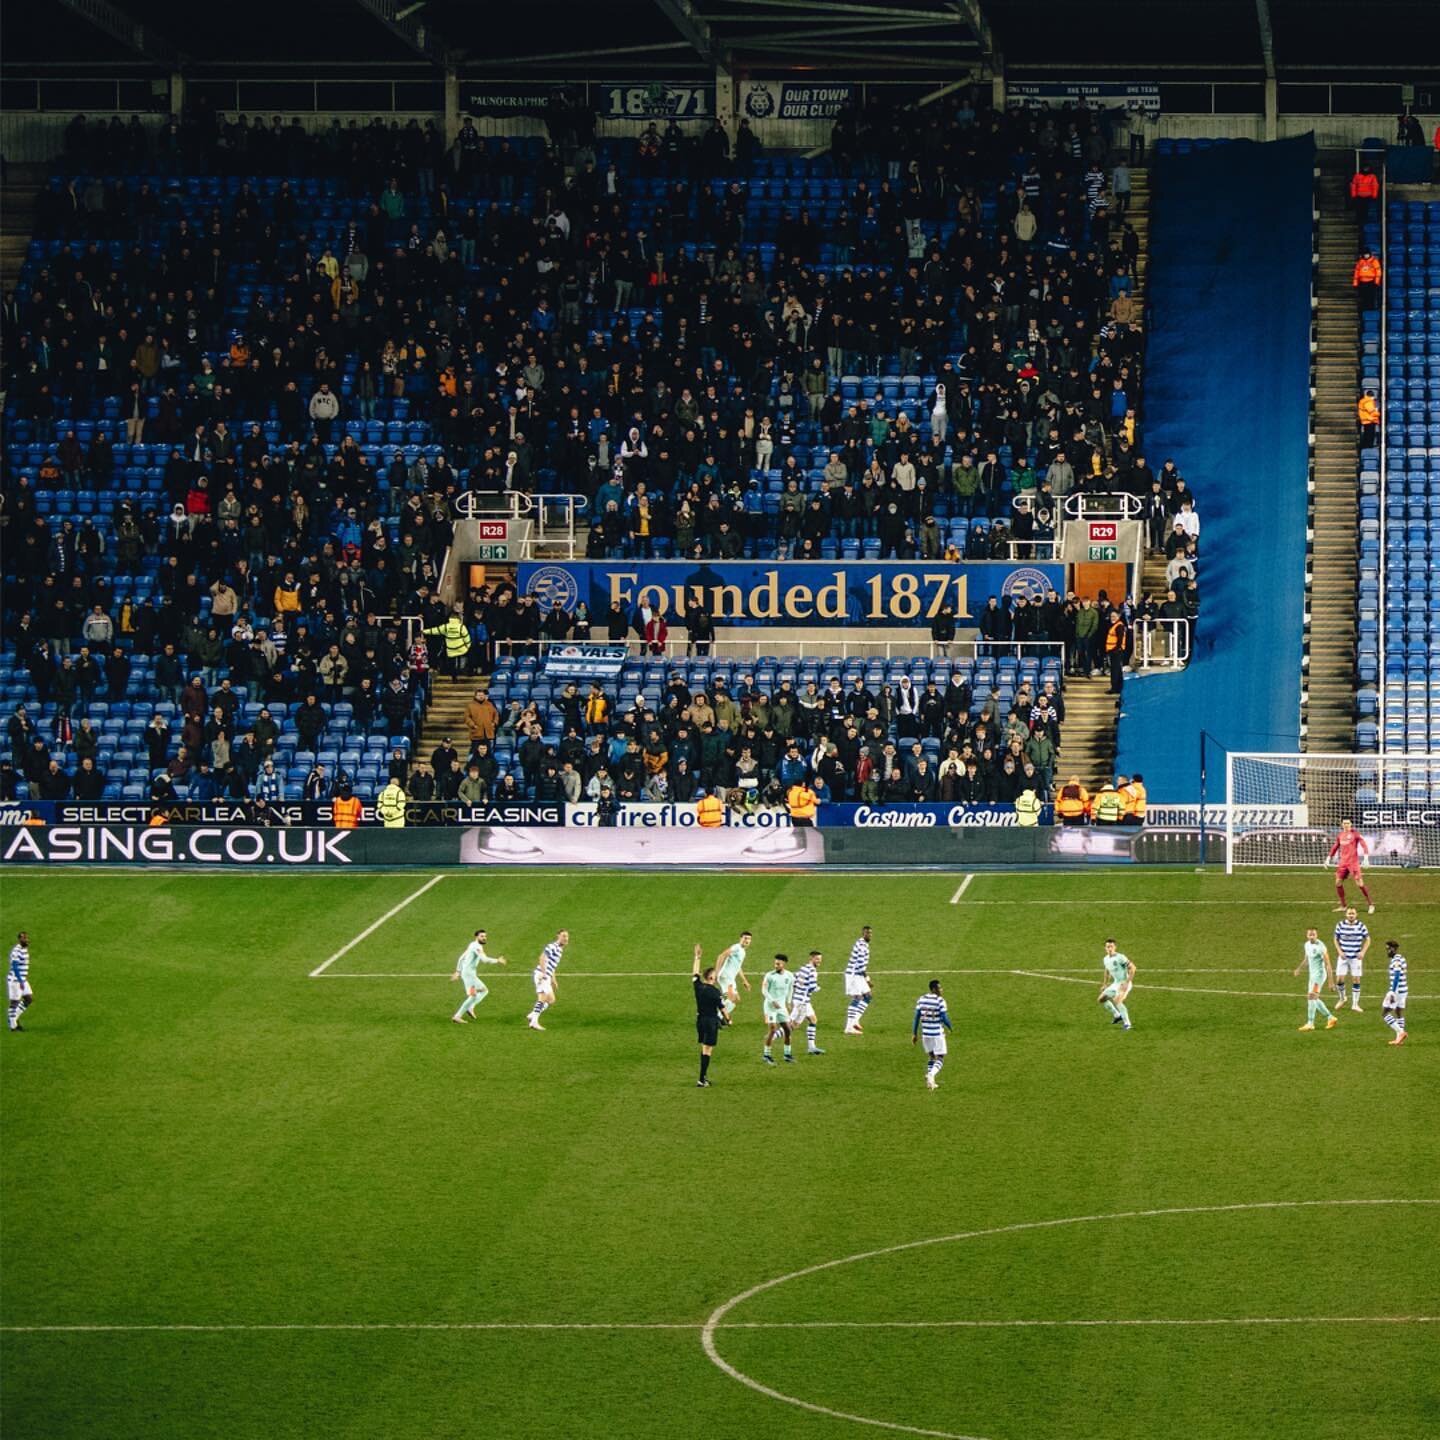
[1332,909,1370,1012]
[789,950,825,1055]
[912,980,953,1090]
[527,929,569,1031]
[843,925,873,1036]
[7,932,32,1032]
[1381,940,1408,1046]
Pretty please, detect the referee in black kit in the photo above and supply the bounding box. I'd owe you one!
[691,942,728,1087]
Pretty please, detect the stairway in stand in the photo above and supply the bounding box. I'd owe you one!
[418,676,481,758]
[1059,675,1121,792]
[0,163,44,291]
[1124,165,1151,308]
[1307,167,1361,753]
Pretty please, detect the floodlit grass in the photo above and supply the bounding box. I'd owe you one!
[1,868,1437,1440]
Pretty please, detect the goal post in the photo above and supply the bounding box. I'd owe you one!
[1224,751,1440,872]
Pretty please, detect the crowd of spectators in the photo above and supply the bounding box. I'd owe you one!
[1,90,1169,802]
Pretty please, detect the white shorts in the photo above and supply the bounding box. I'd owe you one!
[1336,958,1363,979]
[6,978,30,1002]
[844,973,870,997]
[790,1002,816,1026]
[532,969,554,999]
[1382,991,1405,1009]
[923,1032,948,1057]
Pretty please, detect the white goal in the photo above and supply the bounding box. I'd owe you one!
[1224,751,1440,872]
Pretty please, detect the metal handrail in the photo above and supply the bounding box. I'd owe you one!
[1060,492,1145,521]
[1134,616,1190,670]
[1377,155,1389,749]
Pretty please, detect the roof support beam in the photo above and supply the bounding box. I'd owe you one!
[348,0,454,65]
[55,0,185,69]
[951,0,1001,76]
[652,0,719,63]
[469,40,694,68]
[722,0,964,20]
[1254,0,1276,78]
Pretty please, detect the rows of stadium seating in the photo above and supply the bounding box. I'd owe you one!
[0,653,420,802]
[484,652,1064,790]
[1354,200,1440,758]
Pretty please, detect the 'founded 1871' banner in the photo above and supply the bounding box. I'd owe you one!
[518,561,1064,627]
[597,84,715,120]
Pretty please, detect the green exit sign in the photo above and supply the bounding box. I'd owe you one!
[1088,544,1118,561]
[476,544,510,561]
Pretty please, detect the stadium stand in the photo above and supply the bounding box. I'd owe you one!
[1116,137,1315,801]
[1354,198,1440,764]
[2,98,1144,805]
[482,648,1067,806]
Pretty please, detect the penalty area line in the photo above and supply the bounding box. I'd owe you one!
[308,874,445,977]
[949,874,975,905]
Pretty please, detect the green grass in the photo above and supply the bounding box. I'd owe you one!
[1,867,1437,1440]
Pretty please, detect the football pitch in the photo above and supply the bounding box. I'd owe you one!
[1,866,1437,1440]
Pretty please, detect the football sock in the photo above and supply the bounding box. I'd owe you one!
[1351,985,1360,1005]
[699,1053,711,1081]
[1314,997,1333,1019]
[1359,884,1372,903]
[530,1000,549,1018]
[783,1042,792,1057]
[1103,999,1118,1017]
[1307,1000,1317,1023]
[723,996,736,1017]
[1335,882,1347,904]
[1115,1002,1130,1026]
[806,1023,817,1048]
[452,1003,468,1020]
[856,995,871,1018]
[6,1001,18,1030]
[932,1057,944,1078]
[845,1004,859,1027]
[1384,1012,1404,1033]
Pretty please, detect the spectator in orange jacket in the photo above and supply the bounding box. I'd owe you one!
[1358,391,1380,448]
[1352,250,1382,311]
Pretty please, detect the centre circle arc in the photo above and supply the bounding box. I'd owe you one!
[700,1198,1439,1440]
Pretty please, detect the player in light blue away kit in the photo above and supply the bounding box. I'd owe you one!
[7,931,32,1032]
[1096,938,1134,1031]
[715,931,752,1019]
[1381,939,1408,1046]
[1294,927,1338,1032]
[761,953,796,1064]
[1332,907,1369,1012]
[451,928,506,1024]
[912,979,953,1090]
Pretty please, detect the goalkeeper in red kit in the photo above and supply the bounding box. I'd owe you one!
[1328,820,1374,913]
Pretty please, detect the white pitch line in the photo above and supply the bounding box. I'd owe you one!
[948,874,975,905]
[1011,969,1440,1001]
[5,1314,1433,1336]
[308,875,445,977]
[700,1199,1440,1440]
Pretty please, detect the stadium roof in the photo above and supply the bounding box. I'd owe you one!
[5,0,1439,75]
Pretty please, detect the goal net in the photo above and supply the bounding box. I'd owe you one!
[1224,752,1440,872]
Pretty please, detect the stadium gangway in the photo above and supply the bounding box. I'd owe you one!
[491,638,1067,665]
[1133,616,1191,671]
